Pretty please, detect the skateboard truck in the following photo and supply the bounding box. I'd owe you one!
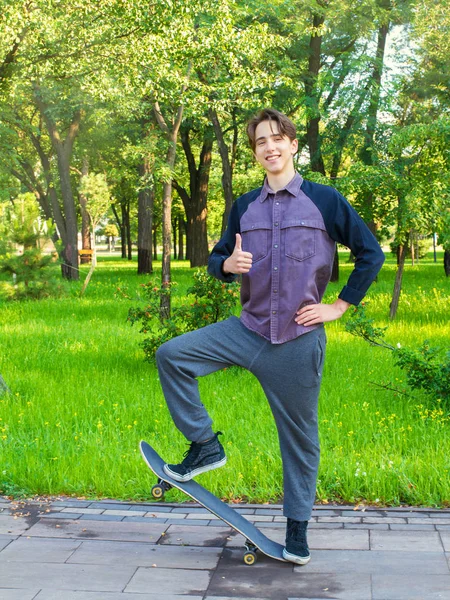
[244,540,258,565]
[151,478,173,500]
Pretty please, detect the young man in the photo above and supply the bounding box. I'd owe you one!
[156,108,385,565]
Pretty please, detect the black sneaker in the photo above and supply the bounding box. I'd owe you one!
[282,518,311,565]
[163,432,227,482]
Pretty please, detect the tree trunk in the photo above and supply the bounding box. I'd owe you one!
[305,13,326,175]
[178,217,184,260]
[137,158,154,274]
[153,66,190,318]
[113,203,127,259]
[122,202,132,260]
[175,126,212,267]
[209,108,234,235]
[359,21,389,237]
[444,250,450,276]
[390,243,407,320]
[172,218,178,259]
[153,227,158,260]
[34,87,81,280]
[79,157,91,264]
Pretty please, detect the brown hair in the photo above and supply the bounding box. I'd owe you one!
[247,108,297,151]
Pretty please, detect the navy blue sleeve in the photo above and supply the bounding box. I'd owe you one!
[331,191,385,305]
[207,187,262,282]
[207,201,240,282]
[303,181,385,305]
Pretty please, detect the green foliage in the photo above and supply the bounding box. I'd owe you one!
[346,304,450,407]
[0,195,65,301]
[127,268,240,360]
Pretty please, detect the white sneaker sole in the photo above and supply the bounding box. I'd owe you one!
[282,548,311,565]
[163,456,227,482]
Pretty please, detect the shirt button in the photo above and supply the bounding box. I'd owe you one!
[274,222,279,227]
[275,202,280,205]
[274,244,278,248]
[273,289,278,293]
[274,267,278,271]
[272,310,277,314]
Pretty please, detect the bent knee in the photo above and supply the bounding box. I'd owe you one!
[155,337,180,367]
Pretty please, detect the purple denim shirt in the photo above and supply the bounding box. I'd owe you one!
[208,173,385,344]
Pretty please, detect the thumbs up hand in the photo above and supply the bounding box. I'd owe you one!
[223,233,253,274]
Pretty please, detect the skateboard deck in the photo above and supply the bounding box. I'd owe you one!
[140,440,286,564]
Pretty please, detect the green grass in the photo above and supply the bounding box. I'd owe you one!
[0,252,449,507]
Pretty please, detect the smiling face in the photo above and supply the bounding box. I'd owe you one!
[253,119,298,178]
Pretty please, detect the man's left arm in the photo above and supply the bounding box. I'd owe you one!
[296,190,385,327]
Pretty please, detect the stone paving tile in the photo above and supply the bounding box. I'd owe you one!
[61,508,104,515]
[67,539,221,569]
[0,561,137,592]
[0,536,14,551]
[144,511,184,519]
[186,512,219,520]
[49,501,92,508]
[125,566,212,595]
[159,525,232,547]
[370,530,444,552]
[258,522,285,529]
[79,514,125,522]
[207,563,372,600]
[362,517,407,524]
[35,593,202,600]
[0,537,82,563]
[233,508,256,514]
[317,517,362,523]
[410,517,450,525]
[171,506,211,513]
[102,510,149,517]
[296,549,449,575]
[87,502,140,511]
[390,523,436,531]
[25,518,167,543]
[39,512,83,520]
[308,522,343,529]
[344,523,389,530]
[254,508,283,516]
[441,532,450,552]
[0,589,40,599]
[372,574,450,599]
[121,517,169,524]
[0,515,32,535]
[438,525,450,531]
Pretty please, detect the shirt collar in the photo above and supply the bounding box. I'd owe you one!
[259,172,303,202]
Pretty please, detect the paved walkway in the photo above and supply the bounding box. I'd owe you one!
[0,496,449,600]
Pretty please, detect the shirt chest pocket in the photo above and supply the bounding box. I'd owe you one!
[241,222,272,263]
[282,219,325,262]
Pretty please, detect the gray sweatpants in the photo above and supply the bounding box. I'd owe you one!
[155,316,326,521]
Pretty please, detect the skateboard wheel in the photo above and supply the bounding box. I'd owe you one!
[243,550,257,565]
[151,484,165,500]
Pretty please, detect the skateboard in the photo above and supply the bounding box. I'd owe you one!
[140,440,286,565]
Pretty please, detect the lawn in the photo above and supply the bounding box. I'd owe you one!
[0,251,449,507]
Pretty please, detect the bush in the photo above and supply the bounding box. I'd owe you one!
[345,303,450,407]
[127,268,240,361]
[0,195,65,301]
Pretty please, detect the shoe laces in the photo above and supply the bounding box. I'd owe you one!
[181,432,222,467]
[181,441,202,466]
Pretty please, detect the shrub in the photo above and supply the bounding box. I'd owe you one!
[128,268,240,361]
[345,303,450,407]
[0,195,65,301]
